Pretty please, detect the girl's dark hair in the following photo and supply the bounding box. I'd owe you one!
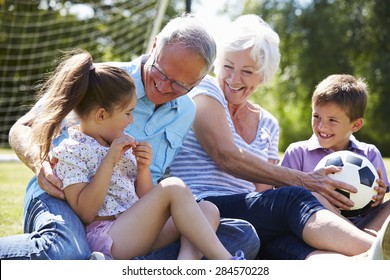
[30,49,136,163]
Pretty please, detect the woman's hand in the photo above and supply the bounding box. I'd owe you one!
[304,166,357,210]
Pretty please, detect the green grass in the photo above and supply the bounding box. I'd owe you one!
[0,160,34,236]
[0,150,389,237]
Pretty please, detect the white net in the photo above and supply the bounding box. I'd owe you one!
[0,0,169,147]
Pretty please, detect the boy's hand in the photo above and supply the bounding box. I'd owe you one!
[133,142,152,170]
[371,168,387,207]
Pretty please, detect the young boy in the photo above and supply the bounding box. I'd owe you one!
[281,74,390,236]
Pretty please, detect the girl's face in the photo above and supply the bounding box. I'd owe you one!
[101,96,137,144]
[311,102,362,151]
[217,48,263,106]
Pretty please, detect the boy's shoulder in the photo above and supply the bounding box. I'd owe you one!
[285,138,313,153]
[350,136,381,154]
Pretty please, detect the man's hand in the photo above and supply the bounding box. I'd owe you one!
[305,166,357,210]
[36,158,65,200]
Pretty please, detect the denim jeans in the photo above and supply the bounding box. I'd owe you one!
[0,190,90,260]
[204,186,326,260]
[0,178,260,260]
[135,217,260,260]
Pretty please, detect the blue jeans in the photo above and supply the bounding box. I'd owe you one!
[0,178,260,260]
[204,186,326,260]
[135,218,260,260]
[0,190,90,260]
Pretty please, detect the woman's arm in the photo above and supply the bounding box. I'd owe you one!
[254,159,278,192]
[192,94,356,210]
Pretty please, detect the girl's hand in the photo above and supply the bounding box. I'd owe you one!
[133,142,152,170]
[371,168,387,207]
[106,135,138,165]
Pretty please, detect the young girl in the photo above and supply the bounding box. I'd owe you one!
[29,49,244,260]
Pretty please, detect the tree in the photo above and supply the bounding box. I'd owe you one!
[0,0,164,147]
[241,0,390,155]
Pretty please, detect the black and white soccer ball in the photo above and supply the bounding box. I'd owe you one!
[314,150,378,211]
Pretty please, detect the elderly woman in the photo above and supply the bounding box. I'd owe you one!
[170,14,385,259]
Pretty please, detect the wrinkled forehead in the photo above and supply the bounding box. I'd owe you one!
[154,44,207,85]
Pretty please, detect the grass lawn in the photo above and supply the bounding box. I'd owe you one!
[0,149,389,237]
[0,159,34,236]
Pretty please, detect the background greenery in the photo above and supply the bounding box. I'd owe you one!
[1,0,389,154]
[221,0,390,156]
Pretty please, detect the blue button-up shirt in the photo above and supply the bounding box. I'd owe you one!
[120,56,196,183]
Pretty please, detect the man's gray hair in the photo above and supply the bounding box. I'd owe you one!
[155,14,216,75]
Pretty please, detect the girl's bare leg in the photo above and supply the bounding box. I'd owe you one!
[178,200,221,260]
[108,177,232,260]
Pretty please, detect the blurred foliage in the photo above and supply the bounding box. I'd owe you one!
[235,0,390,155]
[0,0,162,146]
[1,0,389,156]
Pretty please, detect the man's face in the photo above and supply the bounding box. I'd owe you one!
[143,44,206,105]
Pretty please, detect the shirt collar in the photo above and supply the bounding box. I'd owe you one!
[135,55,148,100]
[307,134,364,153]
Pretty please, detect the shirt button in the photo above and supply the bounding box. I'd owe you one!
[145,123,154,135]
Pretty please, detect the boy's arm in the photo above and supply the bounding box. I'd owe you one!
[280,143,305,170]
[368,146,390,190]
[367,146,389,206]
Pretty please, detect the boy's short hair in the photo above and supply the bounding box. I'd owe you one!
[312,74,368,121]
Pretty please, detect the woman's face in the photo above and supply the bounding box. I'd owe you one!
[217,48,263,105]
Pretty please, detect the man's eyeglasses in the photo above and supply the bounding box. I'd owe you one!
[149,61,201,94]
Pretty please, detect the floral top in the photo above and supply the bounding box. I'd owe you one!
[52,127,139,217]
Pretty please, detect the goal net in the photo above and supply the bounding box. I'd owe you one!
[0,0,169,147]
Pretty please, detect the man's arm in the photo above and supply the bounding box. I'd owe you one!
[9,105,65,199]
[9,107,40,171]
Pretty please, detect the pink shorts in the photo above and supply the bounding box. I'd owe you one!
[86,220,115,259]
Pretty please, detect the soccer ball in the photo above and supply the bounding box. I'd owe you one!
[314,150,378,211]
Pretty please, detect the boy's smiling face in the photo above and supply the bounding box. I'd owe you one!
[311,102,363,151]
